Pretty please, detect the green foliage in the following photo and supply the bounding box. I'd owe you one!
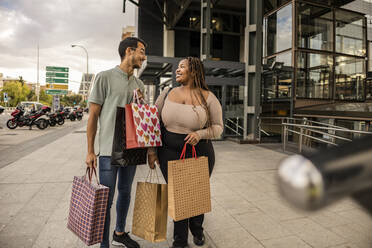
[39,89,53,106]
[0,81,31,106]
[60,94,83,107]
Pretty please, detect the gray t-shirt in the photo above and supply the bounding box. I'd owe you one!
[88,66,145,156]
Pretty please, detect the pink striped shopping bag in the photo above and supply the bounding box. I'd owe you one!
[67,167,109,245]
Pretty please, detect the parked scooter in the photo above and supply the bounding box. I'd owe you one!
[54,110,65,125]
[7,106,50,130]
[76,108,83,121]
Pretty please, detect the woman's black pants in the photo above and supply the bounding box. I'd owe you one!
[157,129,215,247]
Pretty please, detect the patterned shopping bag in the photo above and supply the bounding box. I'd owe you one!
[126,90,162,149]
[168,144,211,221]
[67,167,109,245]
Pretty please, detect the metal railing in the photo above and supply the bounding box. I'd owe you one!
[259,116,372,152]
[225,117,244,136]
[282,122,372,153]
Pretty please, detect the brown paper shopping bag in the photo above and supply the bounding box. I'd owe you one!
[132,169,168,243]
[168,144,211,221]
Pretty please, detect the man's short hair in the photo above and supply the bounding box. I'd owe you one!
[118,37,147,60]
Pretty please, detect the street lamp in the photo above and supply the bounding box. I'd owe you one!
[71,44,89,100]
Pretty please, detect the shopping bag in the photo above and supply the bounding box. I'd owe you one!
[67,167,109,245]
[126,90,162,149]
[132,169,168,243]
[111,106,147,167]
[168,144,211,221]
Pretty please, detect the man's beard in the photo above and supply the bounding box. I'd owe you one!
[132,56,141,69]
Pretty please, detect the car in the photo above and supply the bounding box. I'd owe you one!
[0,105,4,115]
[19,101,43,112]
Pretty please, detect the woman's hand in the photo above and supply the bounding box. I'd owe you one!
[185,132,201,146]
[148,153,159,169]
[136,88,144,101]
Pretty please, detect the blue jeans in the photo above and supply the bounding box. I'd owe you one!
[99,156,137,248]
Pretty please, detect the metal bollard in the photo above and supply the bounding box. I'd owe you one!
[277,135,372,214]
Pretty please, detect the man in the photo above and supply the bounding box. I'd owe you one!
[86,37,147,248]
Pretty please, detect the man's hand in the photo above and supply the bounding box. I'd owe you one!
[86,152,97,168]
[148,153,159,170]
[185,132,201,146]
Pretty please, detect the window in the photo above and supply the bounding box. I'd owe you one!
[265,3,292,57]
[297,52,333,99]
[262,51,293,100]
[335,56,366,100]
[298,3,333,52]
[336,9,366,57]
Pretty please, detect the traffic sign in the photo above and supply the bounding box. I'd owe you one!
[3,92,8,103]
[46,66,69,72]
[46,72,68,78]
[46,78,68,84]
[46,89,68,95]
[46,84,68,90]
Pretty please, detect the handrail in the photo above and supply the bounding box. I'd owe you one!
[286,128,337,146]
[225,117,244,136]
[226,118,244,132]
[282,122,372,152]
[283,123,372,134]
[260,116,349,130]
[225,123,241,135]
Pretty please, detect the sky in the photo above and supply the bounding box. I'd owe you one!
[0,0,136,93]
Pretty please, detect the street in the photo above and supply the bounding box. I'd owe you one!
[0,113,87,169]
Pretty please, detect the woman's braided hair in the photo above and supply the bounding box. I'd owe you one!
[186,56,213,138]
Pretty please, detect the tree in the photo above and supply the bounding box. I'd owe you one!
[39,89,52,106]
[1,81,30,106]
[60,94,83,107]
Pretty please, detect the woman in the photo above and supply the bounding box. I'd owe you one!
[148,57,223,248]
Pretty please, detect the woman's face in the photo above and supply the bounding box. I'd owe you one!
[176,59,191,85]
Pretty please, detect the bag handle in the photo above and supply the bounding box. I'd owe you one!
[132,89,147,104]
[145,168,160,183]
[179,143,197,160]
[84,166,100,185]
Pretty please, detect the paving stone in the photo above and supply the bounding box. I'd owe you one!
[1,134,371,247]
[0,203,25,224]
[261,236,312,248]
[207,227,263,248]
[233,211,291,240]
[281,218,347,248]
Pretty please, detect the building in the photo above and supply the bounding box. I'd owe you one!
[131,0,371,141]
[78,73,95,101]
[122,26,135,40]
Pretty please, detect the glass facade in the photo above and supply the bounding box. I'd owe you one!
[335,9,366,57]
[265,4,292,56]
[263,2,294,102]
[335,56,366,100]
[263,0,367,104]
[297,52,333,98]
[298,4,333,51]
[263,51,293,100]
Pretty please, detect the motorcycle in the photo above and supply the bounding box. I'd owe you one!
[47,112,58,127]
[7,106,50,130]
[54,110,65,125]
[76,108,83,121]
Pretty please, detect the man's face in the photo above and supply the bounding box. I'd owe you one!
[131,42,146,69]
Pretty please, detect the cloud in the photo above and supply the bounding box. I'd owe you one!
[0,0,136,92]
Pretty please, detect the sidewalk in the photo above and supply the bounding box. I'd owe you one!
[0,126,371,248]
